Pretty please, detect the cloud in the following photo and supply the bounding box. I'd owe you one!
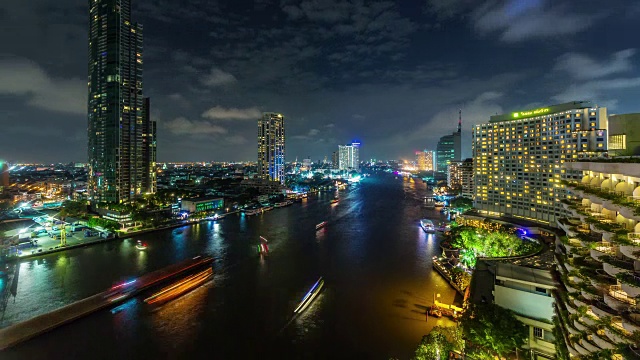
[426,0,598,42]
[226,135,248,145]
[554,49,636,80]
[292,128,321,140]
[165,117,227,135]
[0,56,86,115]
[201,106,262,120]
[200,67,237,86]
[553,77,640,104]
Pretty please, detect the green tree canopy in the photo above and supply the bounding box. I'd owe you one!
[461,303,527,359]
[413,326,463,360]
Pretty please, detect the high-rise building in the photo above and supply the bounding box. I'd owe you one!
[555,159,640,357]
[416,150,435,171]
[331,151,339,169]
[337,142,360,170]
[473,101,608,224]
[447,161,462,189]
[436,133,461,174]
[459,158,474,199]
[258,112,285,183]
[141,97,157,194]
[88,0,152,204]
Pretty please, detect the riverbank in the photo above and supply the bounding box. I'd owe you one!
[4,212,242,262]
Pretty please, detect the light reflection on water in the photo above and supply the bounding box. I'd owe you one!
[3,174,460,359]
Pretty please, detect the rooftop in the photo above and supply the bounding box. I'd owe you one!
[496,262,555,287]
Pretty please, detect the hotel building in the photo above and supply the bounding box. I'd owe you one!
[338,142,361,171]
[554,160,640,359]
[416,150,436,172]
[473,101,608,225]
[258,112,285,183]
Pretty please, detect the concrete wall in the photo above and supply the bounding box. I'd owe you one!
[494,285,554,321]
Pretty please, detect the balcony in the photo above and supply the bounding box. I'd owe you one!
[620,245,640,261]
[591,300,618,318]
[618,272,640,298]
[630,233,640,245]
[590,246,613,262]
[602,256,635,277]
[604,292,633,311]
[622,313,640,333]
[592,332,616,350]
[604,325,631,344]
[574,319,589,332]
[574,343,591,356]
[581,339,600,353]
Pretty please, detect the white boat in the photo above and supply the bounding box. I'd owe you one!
[135,240,147,250]
[420,219,435,233]
[316,221,327,230]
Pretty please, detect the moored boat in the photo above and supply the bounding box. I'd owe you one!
[420,219,435,233]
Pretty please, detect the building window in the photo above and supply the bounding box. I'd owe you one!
[534,327,543,339]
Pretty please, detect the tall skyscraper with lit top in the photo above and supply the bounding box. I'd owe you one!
[88,0,155,204]
[258,112,285,184]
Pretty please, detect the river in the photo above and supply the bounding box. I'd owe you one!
[1,173,458,359]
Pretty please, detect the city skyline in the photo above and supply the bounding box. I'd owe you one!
[1,1,640,164]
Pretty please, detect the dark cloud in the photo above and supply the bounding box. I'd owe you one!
[1,0,639,163]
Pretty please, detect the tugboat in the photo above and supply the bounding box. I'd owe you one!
[135,240,147,250]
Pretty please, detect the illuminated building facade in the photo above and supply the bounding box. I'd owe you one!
[88,0,152,203]
[258,112,285,183]
[459,158,474,199]
[338,142,360,170]
[416,150,435,171]
[555,160,640,358]
[473,101,608,224]
[436,132,461,174]
[447,161,462,189]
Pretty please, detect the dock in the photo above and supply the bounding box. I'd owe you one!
[0,255,213,350]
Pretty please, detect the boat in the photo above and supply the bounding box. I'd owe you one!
[274,201,288,208]
[144,268,213,305]
[294,277,324,314]
[257,236,269,255]
[315,221,328,230]
[330,198,339,205]
[135,240,147,250]
[245,208,261,216]
[420,219,435,233]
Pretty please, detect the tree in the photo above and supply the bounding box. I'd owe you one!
[413,326,463,360]
[59,200,88,219]
[460,303,527,359]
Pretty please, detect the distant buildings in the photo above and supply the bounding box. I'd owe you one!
[331,151,339,170]
[436,116,462,175]
[459,158,474,199]
[0,161,8,191]
[473,101,608,224]
[258,112,286,184]
[87,0,156,204]
[337,142,360,171]
[416,150,435,171]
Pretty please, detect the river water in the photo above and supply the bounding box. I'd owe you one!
[2,173,457,359]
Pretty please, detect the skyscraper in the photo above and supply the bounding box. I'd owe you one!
[416,150,435,171]
[258,112,286,183]
[88,0,154,203]
[436,132,461,174]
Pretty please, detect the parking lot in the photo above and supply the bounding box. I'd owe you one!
[10,216,108,257]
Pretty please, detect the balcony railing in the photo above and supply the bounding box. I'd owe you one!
[609,285,637,306]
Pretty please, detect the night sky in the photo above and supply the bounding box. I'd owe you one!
[1,0,639,163]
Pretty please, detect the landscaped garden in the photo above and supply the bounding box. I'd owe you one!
[443,221,541,269]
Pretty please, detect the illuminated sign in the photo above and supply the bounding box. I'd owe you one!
[512,108,550,118]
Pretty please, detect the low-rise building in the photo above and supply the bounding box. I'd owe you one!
[180,197,224,213]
